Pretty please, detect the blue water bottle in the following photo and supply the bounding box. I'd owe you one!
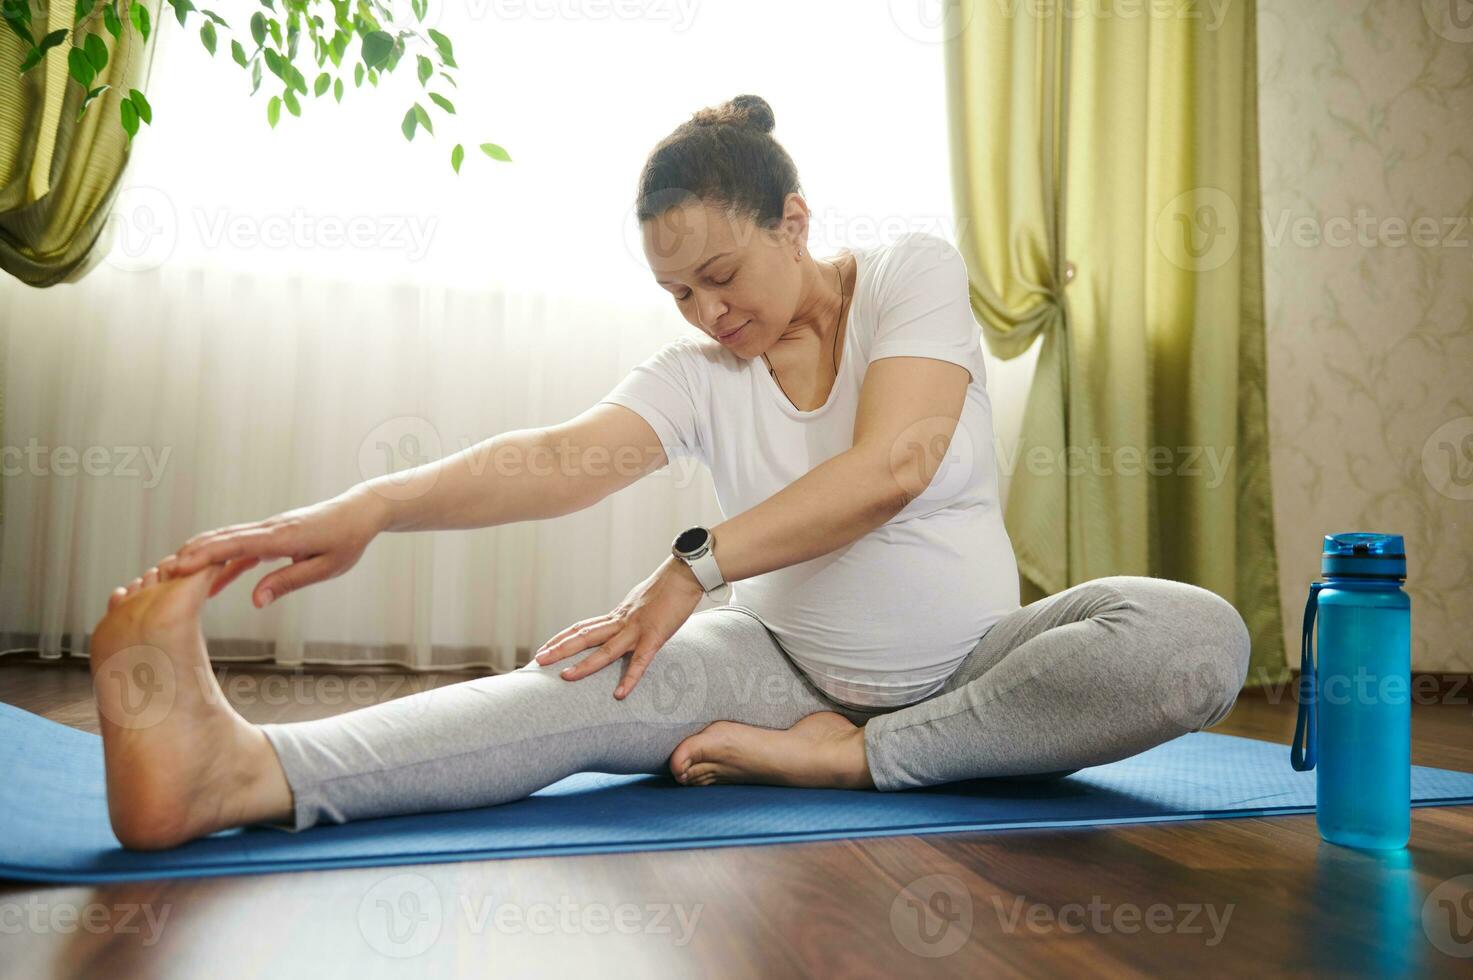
[1291,533,1411,849]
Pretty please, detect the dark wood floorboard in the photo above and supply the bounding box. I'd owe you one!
[1,658,1470,979]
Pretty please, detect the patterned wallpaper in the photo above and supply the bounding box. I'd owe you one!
[1258,0,1473,671]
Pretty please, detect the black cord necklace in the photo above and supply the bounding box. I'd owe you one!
[765,256,849,409]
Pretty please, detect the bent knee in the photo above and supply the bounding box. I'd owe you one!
[1103,576,1251,730]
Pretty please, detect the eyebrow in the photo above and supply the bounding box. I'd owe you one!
[655,252,732,285]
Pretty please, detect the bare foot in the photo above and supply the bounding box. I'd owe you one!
[89,563,294,849]
[668,712,875,790]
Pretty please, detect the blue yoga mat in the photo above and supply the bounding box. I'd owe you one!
[4,701,1472,883]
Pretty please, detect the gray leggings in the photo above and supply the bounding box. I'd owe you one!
[259,575,1252,831]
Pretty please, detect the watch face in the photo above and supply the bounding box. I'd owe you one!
[674,526,709,556]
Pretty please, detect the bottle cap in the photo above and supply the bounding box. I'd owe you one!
[1321,532,1406,580]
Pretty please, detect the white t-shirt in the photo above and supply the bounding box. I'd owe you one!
[598,231,1022,708]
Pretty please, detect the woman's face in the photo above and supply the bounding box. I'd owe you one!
[642,200,803,356]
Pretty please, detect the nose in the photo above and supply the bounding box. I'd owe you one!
[695,291,727,333]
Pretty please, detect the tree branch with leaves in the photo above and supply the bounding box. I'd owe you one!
[4,0,510,173]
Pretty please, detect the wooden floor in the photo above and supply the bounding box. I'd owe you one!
[2,658,1471,979]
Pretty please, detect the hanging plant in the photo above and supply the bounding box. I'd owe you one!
[3,0,512,173]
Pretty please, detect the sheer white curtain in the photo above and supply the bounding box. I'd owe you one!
[0,2,1037,669]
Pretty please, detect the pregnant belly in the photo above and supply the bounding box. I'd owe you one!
[730,511,1018,688]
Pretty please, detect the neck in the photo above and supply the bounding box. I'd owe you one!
[773,254,846,355]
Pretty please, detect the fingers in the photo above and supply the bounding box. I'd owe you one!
[555,628,637,682]
[207,556,262,598]
[613,643,660,699]
[172,525,290,575]
[534,618,620,666]
[252,556,332,608]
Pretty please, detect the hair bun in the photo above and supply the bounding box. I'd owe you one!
[690,94,775,134]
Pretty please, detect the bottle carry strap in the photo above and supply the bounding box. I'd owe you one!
[1290,581,1325,772]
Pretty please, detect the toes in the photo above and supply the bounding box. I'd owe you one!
[142,566,160,589]
[126,577,144,596]
[107,587,128,611]
[685,762,720,785]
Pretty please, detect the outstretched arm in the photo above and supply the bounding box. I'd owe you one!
[163,402,669,604]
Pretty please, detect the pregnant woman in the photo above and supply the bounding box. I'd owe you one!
[88,95,1250,850]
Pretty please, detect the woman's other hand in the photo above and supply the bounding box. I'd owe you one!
[532,557,707,699]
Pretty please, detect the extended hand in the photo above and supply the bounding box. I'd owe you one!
[533,557,707,699]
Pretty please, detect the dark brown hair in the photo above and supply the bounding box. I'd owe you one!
[635,95,802,232]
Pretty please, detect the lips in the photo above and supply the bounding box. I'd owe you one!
[717,319,750,343]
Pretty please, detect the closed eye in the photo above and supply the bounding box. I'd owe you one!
[675,273,735,301]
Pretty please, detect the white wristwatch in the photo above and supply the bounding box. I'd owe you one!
[672,525,732,602]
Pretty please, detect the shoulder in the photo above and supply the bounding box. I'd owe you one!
[862,231,968,307]
[883,230,965,272]
[642,334,730,389]
[866,231,966,291]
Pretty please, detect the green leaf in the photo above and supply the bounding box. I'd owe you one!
[76,82,110,122]
[200,8,227,26]
[2,3,35,49]
[400,106,416,141]
[366,67,378,87]
[249,10,265,46]
[479,142,511,162]
[360,29,392,69]
[119,97,138,138]
[412,102,432,134]
[332,76,342,102]
[352,62,364,87]
[439,71,457,89]
[102,2,121,40]
[84,31,109,72]
[168,0,195,28]
[127,88,151,125]
[427,28,455,68]
[428,92,454,115]
[128,1,149,42]
[250,58,262,94]
[416,53,431,86]
[75,0,96,19]
[267,94,281,128]
[313,71,329,96]
[283,86,300,117]
[450,142,464,174]
[35,26,67,54]
[67,46,96,89]
[199,19,216,56]
[231,38,247,67]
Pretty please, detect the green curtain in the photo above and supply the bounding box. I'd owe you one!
[0,0,161,287]
[944,0,1288,687]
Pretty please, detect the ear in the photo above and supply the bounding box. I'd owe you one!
[776,192,811,255]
